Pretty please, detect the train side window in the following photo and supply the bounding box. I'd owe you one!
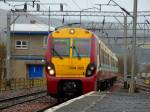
[107,54,109,65]
[104,51,106,65]
[111,57,113,68]
[102,50,105,65]
[101,49,103,65]
[103,50,105,65]
[105,53,108,65]
[99,44,101,66]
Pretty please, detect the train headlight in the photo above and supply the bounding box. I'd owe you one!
[49,69,55,75]
[45,63,55,76]
[86,63,96,77]
[47,66,51,70]
[69,29,75,34]
[87,70,92,76]
[90,66,95,71]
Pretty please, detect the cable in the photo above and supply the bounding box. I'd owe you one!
[71,0,81,10]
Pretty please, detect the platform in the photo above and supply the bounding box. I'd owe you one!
[45,83,150,112]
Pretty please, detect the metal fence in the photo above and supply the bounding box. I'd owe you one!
[0,58,5,77]
[0,44,6,80]
[0,78,46,91]
[136,78,150,93]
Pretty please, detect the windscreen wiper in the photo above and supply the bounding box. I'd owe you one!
[73,46,81,59]
[52,48,63,59]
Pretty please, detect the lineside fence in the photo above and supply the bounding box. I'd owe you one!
[136,78,150,93]
[0,78,46,92]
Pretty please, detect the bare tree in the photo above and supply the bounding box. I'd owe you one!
[0,44,6,80]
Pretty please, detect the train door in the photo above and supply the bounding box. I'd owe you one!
[28,64,43,79]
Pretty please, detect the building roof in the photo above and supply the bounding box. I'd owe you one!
[11,24,55,35]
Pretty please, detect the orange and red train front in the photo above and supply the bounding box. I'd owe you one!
[45,27,97,97]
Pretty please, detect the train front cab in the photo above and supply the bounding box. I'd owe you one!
[45,28,97,98]
[46,74,97,98]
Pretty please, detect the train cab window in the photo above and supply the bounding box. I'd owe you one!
[52,38,70,57]
[72,38,91,57]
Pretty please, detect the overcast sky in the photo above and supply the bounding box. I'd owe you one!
[0,0,150,23]
[47,0,150,11]
[0,0,150,11]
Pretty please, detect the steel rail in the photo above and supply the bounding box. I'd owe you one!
[0,90,47,110]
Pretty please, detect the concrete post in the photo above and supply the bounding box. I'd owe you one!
[123,14,128,89]
[6,11,11,83]
[130,0,138,93]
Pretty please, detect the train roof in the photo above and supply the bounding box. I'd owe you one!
[51,27,93,38]
[54,27,91,33]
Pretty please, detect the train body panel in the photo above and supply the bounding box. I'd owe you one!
[45,27,118,98]
[52,28,93,38]
[51,57,90,77]
[46,74,97,96]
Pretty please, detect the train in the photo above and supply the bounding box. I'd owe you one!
[45,27,118,100]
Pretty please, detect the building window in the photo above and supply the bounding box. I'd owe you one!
[15,40,28,49]
[43,36,48,48]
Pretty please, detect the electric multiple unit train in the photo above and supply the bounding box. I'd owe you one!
[45,27,118,100]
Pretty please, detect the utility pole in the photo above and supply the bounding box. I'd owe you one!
[130,0,138,93]
[6,11,11,83]
[80,11,82,24]
[48,6,50,33]
[123,14,128,89]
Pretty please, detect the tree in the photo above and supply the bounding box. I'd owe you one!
[0,44,6,80]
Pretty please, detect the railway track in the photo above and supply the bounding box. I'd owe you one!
[1,82,121,112]
[0,90,47,110]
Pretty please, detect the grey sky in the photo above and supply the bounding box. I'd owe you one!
[0,0,150,11]
[0,0,150,23]
[41,0,150,11]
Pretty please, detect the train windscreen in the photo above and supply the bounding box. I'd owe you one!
[73,38,91,57]
[52,38,70,57]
